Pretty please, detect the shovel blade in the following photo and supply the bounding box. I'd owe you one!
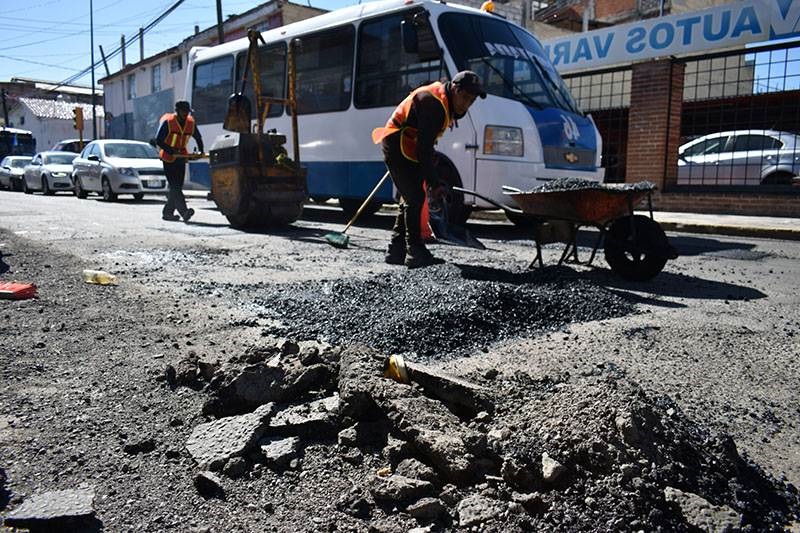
[223,93,252,133]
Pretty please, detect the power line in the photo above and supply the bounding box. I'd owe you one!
[48,0,187,91]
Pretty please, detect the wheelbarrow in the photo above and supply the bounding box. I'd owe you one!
[454,182,678,281]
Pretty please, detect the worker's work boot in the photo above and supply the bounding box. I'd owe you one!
[404,244,444,269]
[403,204,443,268]
[385,207,406,265]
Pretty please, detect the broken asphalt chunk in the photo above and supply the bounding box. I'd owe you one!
[260,436,299,468]
[369,474,434,505]
[269,394,339,438]
[3,489,98,531]
[185,403,274,470]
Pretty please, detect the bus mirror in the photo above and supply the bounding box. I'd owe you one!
[401,20,418,54]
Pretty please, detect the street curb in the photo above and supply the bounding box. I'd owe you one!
[656,222,800,242]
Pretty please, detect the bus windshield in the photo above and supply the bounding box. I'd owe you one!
[0,130,36,158]
[438,13,581,115]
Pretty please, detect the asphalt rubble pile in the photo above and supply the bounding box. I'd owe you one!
[528,177,656,193]
[252,264,636,360]
[160,337,798,531]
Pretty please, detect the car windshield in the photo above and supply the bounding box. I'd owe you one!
[103,143,159,159]
[44,154,77,165]
[10,158,31,168]
[438,13,581,114]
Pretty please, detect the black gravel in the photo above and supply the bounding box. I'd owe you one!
[531,177,656,192]
[253,263,635,360]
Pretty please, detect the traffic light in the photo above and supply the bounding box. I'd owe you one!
[72,107,84,131]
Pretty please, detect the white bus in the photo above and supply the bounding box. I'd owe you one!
[185,0,603,224]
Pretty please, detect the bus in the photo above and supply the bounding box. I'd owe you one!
[0,127,36,160]
[185,0,603,224]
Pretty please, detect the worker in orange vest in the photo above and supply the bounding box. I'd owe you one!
[372,71,485,268]
[156,101,204,222]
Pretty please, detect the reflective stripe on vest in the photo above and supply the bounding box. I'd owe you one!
[159,114,195,163]
[371,82,451,163]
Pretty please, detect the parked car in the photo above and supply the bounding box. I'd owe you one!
[0,155,33,191]
[677,130,800,186]
[51,139,85,153]
[22,151,78,194]
[71,140,167,201]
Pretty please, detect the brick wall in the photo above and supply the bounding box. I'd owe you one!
[653,191,800,217]
[595,0,636,20]
[625,60,684,189]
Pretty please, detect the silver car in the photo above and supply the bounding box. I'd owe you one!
[72,140,168,201]
[678,130,800,186]
[0,156,32,191]
[22,151,78,194]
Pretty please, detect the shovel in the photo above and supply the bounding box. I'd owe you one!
[223,30,262,133]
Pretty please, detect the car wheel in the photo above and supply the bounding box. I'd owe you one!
[101,177,117,202]
[133,193,144,201]
[74,175,88,199]
[42,175,54,196]
[761,171,794,186]
[23,178,32,194]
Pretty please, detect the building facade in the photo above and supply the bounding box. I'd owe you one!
[100,0,325,141]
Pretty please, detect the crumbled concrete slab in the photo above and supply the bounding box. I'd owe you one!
[4,489,95,529]
[185,403,274,469]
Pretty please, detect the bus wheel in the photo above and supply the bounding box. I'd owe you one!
[339,197,382,221]
[433,154,471,225]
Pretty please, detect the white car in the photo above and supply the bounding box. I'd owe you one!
[22,151,78,194]
[0,156,32,191]
[72,140,168,201]
[678,130,800,186]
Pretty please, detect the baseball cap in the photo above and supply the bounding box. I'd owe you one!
[175,100,193,112]
[452,71,487,99]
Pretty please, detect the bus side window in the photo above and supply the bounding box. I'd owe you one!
[355,12,443,109]
[192,56,234,124]
[294,26,355,115]
[235,42,287,117]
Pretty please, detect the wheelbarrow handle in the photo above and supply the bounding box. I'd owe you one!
[452,186,524,215]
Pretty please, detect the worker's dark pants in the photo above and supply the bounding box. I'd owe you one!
[382,138,425,253]
[162,160,189,218]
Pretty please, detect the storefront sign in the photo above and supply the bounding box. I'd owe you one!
[543,0,800,73]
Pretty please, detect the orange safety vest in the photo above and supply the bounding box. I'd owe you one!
[371,81,451,162]
[159,113,195,163]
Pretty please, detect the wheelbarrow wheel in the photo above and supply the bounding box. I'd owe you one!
[604,215,669,281]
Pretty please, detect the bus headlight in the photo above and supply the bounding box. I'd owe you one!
[483,126,523,157]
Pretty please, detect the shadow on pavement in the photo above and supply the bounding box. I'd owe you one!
[580,267,767,301]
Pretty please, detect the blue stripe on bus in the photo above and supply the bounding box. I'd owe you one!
[527,107,598,171]
[188,160,393,201]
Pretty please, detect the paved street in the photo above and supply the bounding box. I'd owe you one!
[1,189,799,530]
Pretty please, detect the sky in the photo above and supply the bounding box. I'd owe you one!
[0,0,368,87]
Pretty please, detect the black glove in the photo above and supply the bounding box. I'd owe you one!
[164,147,176,155]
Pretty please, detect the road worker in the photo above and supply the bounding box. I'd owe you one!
[156,101,204,222]
[372,71,485,268]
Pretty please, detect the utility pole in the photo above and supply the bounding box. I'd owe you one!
[121,34,126,67]
[90,0,97,140]
[216,0,225,44]
[139,27,144,62]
